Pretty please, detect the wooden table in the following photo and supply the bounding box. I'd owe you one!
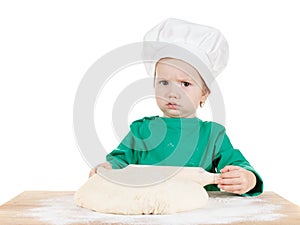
[0,191,299,225]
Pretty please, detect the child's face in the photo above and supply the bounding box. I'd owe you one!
[155,58,208,118]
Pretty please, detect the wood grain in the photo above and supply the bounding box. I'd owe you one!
[0,191,299,225]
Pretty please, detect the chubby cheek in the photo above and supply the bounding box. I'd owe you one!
[192,96,201,107]
[155,87,168,101]
[182,92,201,108]
[188,98,200,110]
[155,95,166,108]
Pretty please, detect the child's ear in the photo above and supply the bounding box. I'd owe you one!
[200,90,209,102]
[199,90,209,107]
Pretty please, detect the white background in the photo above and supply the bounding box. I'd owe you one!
[1,0,300,207]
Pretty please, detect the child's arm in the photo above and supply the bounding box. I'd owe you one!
[212,125,264,196]
[216,165,257,195]
[89,162,112,177]
[89,130,139,175]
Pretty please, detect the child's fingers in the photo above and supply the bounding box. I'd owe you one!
[218,184,243,194]
[220,165,242,173]
[220,170,240,179]
[218,166,256,195]
[88,162,112,177]
[102,162,112,169]
[218,177,241,185]
[88,168,97,177]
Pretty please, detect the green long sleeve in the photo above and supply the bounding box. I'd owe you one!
[106,116,263,196]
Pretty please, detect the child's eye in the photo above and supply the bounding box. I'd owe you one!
[159,80,168,86]
[181,81,191,87]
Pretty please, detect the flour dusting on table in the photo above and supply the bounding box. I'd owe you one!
[20,193,285,225]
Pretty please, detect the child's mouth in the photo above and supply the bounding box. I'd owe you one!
[167,103,179,110]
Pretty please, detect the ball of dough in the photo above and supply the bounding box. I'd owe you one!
[75,173,208,215]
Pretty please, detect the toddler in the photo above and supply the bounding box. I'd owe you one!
[90,18,263,196]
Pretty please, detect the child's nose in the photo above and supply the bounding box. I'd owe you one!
[167,83,180,99]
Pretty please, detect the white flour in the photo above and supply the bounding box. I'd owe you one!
[20,194,285,225]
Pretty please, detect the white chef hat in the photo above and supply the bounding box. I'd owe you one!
[143,18,229,89]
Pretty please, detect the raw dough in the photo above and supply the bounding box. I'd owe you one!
[75,171,208,215]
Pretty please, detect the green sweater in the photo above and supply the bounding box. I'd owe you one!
[106,116,263,196]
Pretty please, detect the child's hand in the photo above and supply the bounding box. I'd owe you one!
[217,165,256,195]
[89,162,112,177]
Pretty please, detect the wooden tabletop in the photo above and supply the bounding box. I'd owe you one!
[0,191,299,225]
